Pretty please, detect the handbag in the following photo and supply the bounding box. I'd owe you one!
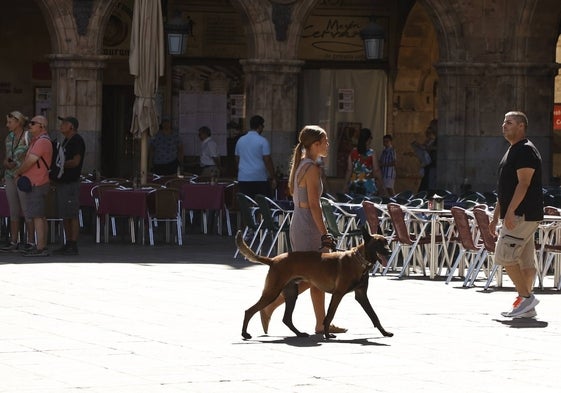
[17,176,32,192]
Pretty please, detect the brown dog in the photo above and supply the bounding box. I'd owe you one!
[237,229,393,340]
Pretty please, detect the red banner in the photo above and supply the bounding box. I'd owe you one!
[554,104,561,131]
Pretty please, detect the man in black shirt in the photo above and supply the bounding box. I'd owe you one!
[490,111,543,318]
[52,116,86,255]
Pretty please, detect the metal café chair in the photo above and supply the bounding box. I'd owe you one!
[254,194,292,257]
[362,200,394,275]
[445,206,485,285]
[470,207,500,289]
[384,203,449,278]
[320,197,363,250]
[536,206,561,290]
[147,188,183,246]
[234,192,262,259]
[91,183,119,243]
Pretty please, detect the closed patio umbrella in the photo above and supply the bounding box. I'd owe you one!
[129,0,165,184]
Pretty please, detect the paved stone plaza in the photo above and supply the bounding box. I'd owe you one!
[1,234,560,393]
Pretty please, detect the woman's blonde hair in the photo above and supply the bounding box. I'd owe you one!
[288,125,326,196]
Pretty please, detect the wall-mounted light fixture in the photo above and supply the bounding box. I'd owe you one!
[165,12,190,55]
[360,18,385,60]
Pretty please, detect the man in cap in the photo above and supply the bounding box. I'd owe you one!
[14,115,53,257]
[51,116,86,255]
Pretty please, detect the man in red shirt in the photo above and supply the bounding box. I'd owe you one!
[14,115,53,257]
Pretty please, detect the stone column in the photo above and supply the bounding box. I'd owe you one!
[435,62,558,192]
[240,58,304,172]
[48,54,108,173]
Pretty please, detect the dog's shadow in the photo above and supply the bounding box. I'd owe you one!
[242,334,391,347]
[493,318,548,328]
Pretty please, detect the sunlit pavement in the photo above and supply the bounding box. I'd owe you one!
[1,233,560,393]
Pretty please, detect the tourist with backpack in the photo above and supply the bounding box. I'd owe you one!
[51,116,85,256]
[13,115,53,257]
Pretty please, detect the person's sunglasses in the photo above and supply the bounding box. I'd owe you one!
[29,121,44,127]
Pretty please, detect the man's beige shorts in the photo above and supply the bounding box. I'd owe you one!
[494,215,538,269]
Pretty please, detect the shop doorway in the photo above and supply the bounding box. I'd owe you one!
[298,69,387,177]
[101,85,137,178]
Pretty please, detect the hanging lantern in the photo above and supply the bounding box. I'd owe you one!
[165,13,190,55]
[360,19,385,60]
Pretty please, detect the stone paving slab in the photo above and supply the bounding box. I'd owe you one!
[1,234,560,392]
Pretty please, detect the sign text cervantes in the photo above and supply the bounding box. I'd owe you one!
[299,16,386,61]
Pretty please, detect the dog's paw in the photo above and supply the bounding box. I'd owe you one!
[382,331,394,337]
[242,331,252,339]
[296,332,309,338]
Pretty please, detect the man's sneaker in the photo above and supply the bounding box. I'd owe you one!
[62,245,78,256]
[504,294,539,318]
[52,244,70,255]
[18,243,36,253]
[0,242,19,252]
[513,308,537,319]
[53,243,78,256]
[22,248,49,257]
[501,296,522,317]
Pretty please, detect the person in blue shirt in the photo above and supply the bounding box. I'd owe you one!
[235,115,276,197]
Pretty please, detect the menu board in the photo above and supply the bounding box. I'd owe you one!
[177,91,227,156]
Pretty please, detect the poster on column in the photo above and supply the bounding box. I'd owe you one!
[34,87,51,118]
[554,104,561,131]
[338,88,355,112]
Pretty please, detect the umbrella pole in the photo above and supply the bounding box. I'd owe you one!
[141,130,148,185]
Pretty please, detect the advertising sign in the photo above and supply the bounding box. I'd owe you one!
[554,104,561,131]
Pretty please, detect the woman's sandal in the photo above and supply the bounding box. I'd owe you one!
[315,324,348,334]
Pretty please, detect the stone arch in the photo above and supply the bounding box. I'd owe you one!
[418,0,466,62]
[515,0,561,62]
[33,0,120,55]
[231,0,277,58]
[391,2,440,191]
[231,0,319,59]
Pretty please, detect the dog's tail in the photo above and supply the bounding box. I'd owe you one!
[235,231,274,266]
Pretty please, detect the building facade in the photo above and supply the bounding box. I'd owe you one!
[1,0,560,193]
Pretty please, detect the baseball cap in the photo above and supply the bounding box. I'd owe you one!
[58,116,79,129]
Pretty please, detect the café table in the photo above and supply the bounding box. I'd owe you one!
[180,182,235,235]
[79,181,97,208]
[96,187,154,244]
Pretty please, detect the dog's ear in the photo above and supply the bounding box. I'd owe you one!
[361,225,372,243]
